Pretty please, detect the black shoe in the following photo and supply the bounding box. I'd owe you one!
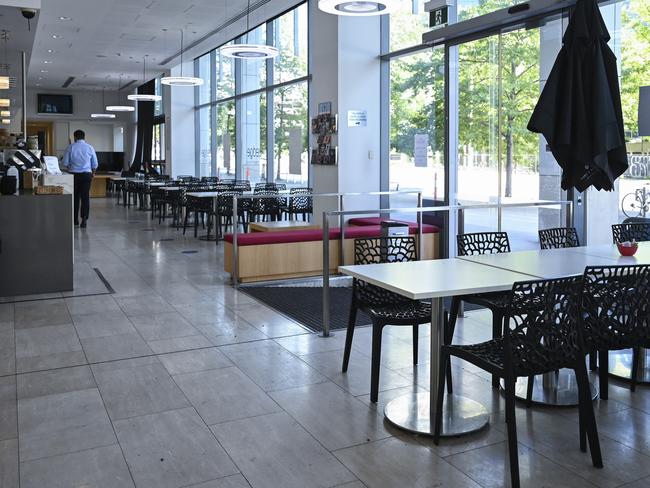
[80,220,87,228]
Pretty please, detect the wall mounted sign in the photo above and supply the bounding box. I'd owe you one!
[318,101,332,115]
[347,110,367,127]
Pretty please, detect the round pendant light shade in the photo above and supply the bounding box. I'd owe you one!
[90,113,116,119]
[160,76,204,87]
[220,44,278,60]
[318,0,398,15]
[0,76,9,89]
[128,93,161,102]
[1,118,9,124]
[0,99,9,107]
[162,30,204,88]
[106,105,135,112]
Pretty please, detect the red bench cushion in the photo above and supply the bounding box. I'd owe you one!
[224,224,438,246]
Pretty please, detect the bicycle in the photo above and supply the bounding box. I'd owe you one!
[621,183,650,218]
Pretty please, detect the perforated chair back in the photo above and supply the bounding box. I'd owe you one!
[612,223,650,243]
[580,265,650,352]
[504,276,583,377]
[457,232,511,256]
[353,237,417,308]
[289,188,313,213]
[539,227,580,249]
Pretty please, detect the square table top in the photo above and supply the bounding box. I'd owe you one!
[339,258,533,300]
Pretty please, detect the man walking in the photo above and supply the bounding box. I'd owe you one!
[63,130,98,228]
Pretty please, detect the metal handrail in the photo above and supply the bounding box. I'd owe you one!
[230,190,425,285]
[320,199,573,337]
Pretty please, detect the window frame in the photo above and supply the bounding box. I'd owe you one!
[194,2,310,185]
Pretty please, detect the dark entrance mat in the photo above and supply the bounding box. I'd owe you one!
[240,285,481,333]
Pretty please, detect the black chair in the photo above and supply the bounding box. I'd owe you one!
[182,195,213,237]
[434,276,602,488]
[580,265,650,399]
[249,190,281,222]
[612,222,650,243]
[342,236,431,403]
[284,188,313,221]
[447,232,511,390]
[234,180,251,192]
[539,227,580,249]
[217,190,245,235]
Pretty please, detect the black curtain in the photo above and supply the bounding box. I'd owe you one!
[129,79,156,174]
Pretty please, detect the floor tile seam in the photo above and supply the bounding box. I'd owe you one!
[178,472,254,488]
[163,369,246,482]
[331,437,479,487]
[57,316,138,488]
[168,362,237,379]
[17,438,120,465]
[12,318,20,488]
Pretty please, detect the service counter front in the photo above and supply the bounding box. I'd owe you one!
[0,191,73,297]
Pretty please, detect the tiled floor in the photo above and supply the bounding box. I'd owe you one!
[2,198,650,487]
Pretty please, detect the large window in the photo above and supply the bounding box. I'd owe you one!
[195,3,309,187]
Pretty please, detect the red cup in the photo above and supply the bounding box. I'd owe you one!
[617,241,639,256]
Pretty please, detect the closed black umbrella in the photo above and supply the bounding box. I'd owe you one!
[527,0,627,192]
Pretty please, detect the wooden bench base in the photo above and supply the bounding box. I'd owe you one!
[225,233,438,283]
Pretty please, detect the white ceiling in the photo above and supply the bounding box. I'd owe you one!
[27,0,270,91]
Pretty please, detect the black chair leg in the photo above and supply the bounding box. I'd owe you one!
[342,301,358,373]
[631,347,640,393]
[504,379,521,488]
[433,349,449,445]
[589,351,598,371]
[598,350,609,400]
[525,375,535,408]
[491,313,503,388]
[412,325,419,365]
[182,208,189,235]
[446,298,461,394]
[575,365,603,467]
[370,322,384,403]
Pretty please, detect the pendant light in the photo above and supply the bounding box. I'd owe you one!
[128,55,162,102]
[0,99,10,107]
[91,88,116,119]
[220,0,278,60]
[0,31,10,90]
[0,111,9,117]
[161,30,204,87]
[106,75,135,112]
[318,0,399,16]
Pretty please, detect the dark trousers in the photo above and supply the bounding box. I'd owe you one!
[73,172,93,222]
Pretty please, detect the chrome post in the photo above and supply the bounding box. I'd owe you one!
[429,297,443,425]
[417,191,423,260]
[338,195,344,267]
[322,211,331,337]
[567,200,574,229]
[232,195,239,287]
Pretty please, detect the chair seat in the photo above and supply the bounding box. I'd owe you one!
[363,300,431,324]
[464,291,510,311]
[447,339,505,374]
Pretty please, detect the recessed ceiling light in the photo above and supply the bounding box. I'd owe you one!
[47,49,56,54]
[90,113,115,119]
[51,34,63,39]
[43,60,52,64]
[59,16,71,21]
[40,70,48,73]
[106,105,135,112]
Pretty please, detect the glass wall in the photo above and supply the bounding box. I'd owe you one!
[195,2,309,187]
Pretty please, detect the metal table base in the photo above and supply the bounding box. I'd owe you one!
[198,234,219,242]
[503,369,599,407]
[383,297,490,438]
[384,392,489,437]
[609,348,650,384]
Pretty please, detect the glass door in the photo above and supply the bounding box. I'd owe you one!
[452,17,565,250]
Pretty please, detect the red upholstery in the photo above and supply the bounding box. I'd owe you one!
[348,217,440,233]
[224,224,438,246]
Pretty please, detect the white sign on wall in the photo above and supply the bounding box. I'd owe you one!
[414,133,429,167]
[347,110,367,127]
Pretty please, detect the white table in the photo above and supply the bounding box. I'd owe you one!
[339,258,534,437]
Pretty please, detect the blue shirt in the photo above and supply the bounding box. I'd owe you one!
[63,140,98,173]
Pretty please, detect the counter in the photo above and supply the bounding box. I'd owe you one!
[0,191,73,297]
